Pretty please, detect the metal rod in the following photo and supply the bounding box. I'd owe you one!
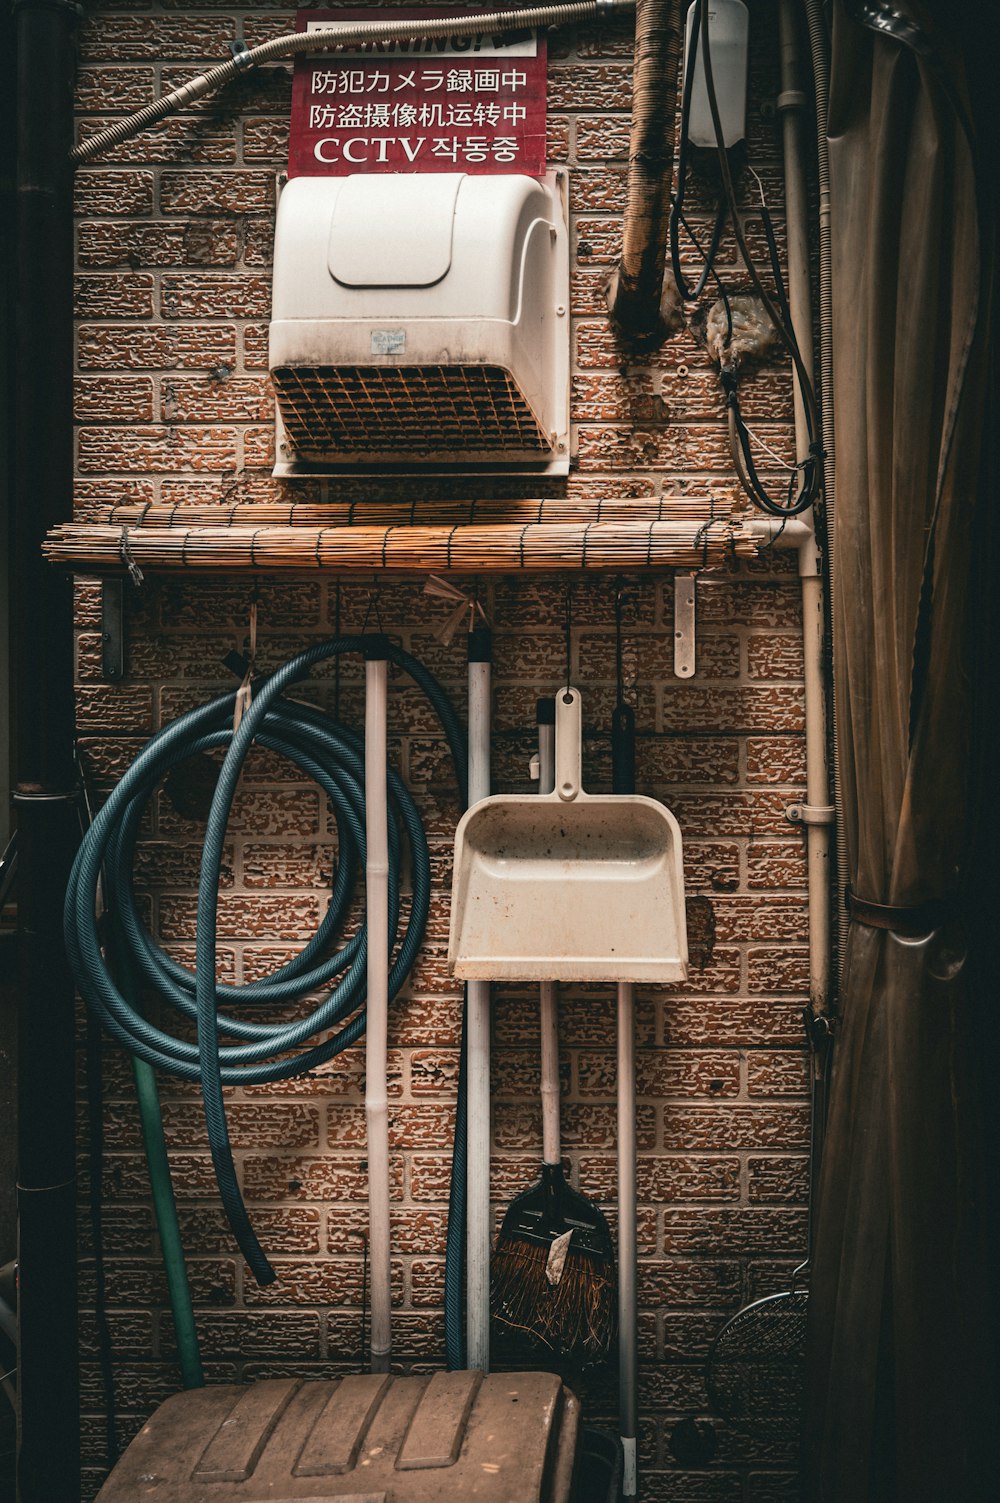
[617,980,638,1499]
[465,630,493,1371]
[364,649,392,1374]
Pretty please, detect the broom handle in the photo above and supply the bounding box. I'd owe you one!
[537,701,560,1166]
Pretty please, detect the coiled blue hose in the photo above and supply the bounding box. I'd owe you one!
[66,636,467,1289]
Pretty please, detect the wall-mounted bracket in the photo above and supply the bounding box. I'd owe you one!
[674,573,696,678]
[785,801,835,826]
[228,38,253,69]
[101,578,125,682]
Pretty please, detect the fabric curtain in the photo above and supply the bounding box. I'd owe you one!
[804,3,1000,1500]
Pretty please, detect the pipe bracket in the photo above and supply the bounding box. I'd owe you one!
[777,87,807,113]
[785,801,834,826]
[228,38,255,71]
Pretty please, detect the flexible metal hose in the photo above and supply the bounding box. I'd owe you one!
[72,1,635,165]
[66,636,466,1286]
[607,0,682,345]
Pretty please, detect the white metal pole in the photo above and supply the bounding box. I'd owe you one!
[618,980,638,1499]
[465,628,492,1371]
[537,703,559,1167]
[779,0,833,1020]
[364,646,392,1374]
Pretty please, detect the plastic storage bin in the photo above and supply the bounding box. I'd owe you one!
[96,1370,581,1503]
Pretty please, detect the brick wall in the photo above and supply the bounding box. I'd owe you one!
[73,4,811,1499]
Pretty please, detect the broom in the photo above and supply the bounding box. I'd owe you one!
[490,698,617,1362]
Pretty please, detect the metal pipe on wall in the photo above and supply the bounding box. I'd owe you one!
[777,0,834,1021]
[12,0,82,1496]
[801,0,843,970]
[465,628,493,1371]
[617,981,638,1499]
[364,645,393,1374]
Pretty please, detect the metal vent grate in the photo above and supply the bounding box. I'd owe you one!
[272,364,550,455]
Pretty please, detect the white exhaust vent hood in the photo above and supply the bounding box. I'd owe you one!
[269,171,570,476]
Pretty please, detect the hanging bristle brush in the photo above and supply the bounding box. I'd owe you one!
[490,697,617,1364]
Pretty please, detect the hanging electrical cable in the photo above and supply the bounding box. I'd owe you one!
[697,0,824,518]
[668,8,728,302]
[66,635,466,1287]
[669,0,823,519]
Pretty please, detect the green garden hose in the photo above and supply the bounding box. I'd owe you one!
[131,1056,204,1388]
[66,636,466,1287]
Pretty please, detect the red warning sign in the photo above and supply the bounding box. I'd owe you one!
[288,7,547,178]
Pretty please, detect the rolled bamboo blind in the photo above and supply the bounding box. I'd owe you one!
[44,496,757,574]
[45,521,754,573]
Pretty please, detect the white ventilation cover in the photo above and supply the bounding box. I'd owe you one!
[269,172,569,476]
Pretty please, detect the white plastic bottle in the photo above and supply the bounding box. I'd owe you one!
[683,0,750,148]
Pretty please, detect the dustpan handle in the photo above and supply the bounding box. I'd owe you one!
[538,699,561,1168]
[612,701,636,796]
[555,687,582,802]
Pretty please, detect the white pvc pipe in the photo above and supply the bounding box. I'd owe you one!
[617,980,638,1500]
[465,649,492,1372]
[778,0,833,1020]
[748,517,813,550]
[777,0,816,545]
[802,0,846,969]
[364,653,392,1374]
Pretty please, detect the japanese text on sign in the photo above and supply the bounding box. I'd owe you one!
[289,8,547,177]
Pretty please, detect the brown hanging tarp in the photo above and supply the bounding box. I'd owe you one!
[804,3,1000,1500]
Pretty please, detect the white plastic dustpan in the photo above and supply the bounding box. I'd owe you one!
[448,688,688,982]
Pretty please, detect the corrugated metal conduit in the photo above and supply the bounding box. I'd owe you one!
[71,1,637,165]
[606,0,683,346]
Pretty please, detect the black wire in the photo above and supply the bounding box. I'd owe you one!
[334,580,342,722]
[672,193,728,303]
[698,1,825,519]
[676,205,733,336]
[670,0,729,303]
[759,197,794,333]
[614,581,625,705]
[721,203,819,517]
[724,371,819,519]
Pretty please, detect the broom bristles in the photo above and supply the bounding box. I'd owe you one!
[490,1234,617,1360]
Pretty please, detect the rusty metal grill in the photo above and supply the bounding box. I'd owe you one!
[272,364,550,455]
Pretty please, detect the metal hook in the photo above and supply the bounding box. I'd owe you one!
[362,577,384,635]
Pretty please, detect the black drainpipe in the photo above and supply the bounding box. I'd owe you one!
[13,2,82,1499]
[606,0,682,347]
